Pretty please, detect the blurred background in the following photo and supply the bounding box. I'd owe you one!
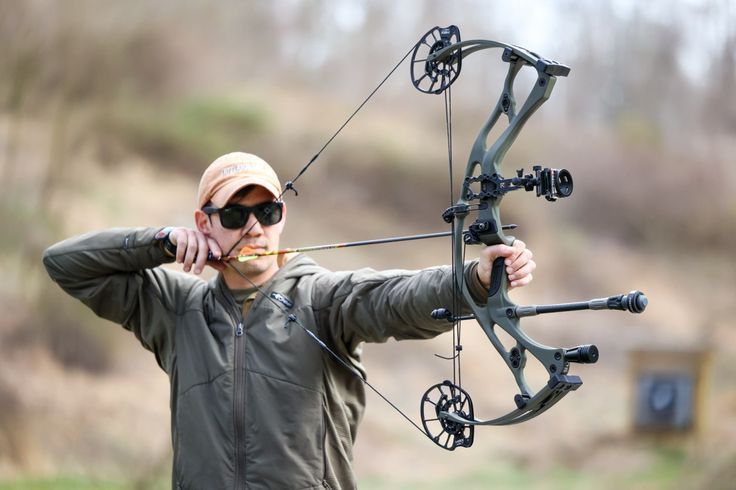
[1,0,735,488]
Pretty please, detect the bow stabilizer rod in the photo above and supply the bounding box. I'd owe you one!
[512,290,648,317]
[430,290,648,323]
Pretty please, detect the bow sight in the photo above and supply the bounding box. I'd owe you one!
[453,165,574,245]
[410,25,649,451]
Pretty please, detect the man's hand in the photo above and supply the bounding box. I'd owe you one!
[167,227,224,274]
[477,240,535,291]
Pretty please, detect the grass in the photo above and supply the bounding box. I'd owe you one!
[358,447,688,490]
[0,477,126,490]
[0,474,170,490]
[0,448,689,490]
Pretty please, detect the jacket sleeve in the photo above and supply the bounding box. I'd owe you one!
[311,261,488,349]
[42,227,198,373]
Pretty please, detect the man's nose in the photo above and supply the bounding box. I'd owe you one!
[243,213,263,235]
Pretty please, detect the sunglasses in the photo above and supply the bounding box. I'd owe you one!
[202,201,283,229]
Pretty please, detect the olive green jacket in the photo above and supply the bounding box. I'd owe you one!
[43,227,486,490]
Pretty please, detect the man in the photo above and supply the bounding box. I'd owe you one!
[43,152,535,489]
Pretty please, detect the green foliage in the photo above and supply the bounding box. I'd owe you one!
[106,96,270,173]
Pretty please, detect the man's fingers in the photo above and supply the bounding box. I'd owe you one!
[503,239,526,262]
[508,259,536,282]
[510,273,533,289]
[192,231,209,274]
[477,239,536,291]
[174,229,188,264]
[506,248,534,275]
[480,243,515,262]
[206,237,222,261]
[183,230,199,272]
[168,227,221,274]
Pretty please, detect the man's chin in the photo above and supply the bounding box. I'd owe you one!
[231,258,276,279]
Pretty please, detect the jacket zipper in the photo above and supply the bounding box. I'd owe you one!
[233,320,246,490]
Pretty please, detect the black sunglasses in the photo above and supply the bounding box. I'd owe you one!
[202,201,283,229]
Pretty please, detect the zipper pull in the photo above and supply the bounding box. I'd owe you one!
[235,322,244,337]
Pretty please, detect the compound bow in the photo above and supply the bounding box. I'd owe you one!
[221,25,648,451]
[409,25,647,450]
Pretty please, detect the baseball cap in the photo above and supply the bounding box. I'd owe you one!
[197,152,282,208]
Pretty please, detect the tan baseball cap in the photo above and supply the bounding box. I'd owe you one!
[197,152,282,208]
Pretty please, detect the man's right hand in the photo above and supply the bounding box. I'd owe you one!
[167,227,224,274]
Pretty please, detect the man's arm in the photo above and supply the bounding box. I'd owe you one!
[42,227,199,373]
[312,241,535,350]
[311,261,482,350]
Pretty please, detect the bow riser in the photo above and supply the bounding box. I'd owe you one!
[441,32,583,430]
[456,50,568,391]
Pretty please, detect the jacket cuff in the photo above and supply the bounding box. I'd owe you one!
[465,260,489,305]
[154,227,177,259]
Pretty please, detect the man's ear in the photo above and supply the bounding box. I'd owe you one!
[195,209,211,234]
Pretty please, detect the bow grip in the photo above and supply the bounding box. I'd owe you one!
[488,257,506,297]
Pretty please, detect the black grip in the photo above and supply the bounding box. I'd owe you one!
[488,257,506,297]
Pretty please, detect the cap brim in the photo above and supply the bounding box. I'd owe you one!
[208,178,281,208]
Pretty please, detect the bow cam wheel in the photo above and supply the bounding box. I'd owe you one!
[411,25,462,94]
[420,380,475,450]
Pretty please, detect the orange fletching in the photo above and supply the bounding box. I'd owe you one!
[237,245,258,256]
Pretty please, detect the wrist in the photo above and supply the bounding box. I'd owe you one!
[155,227,177,257]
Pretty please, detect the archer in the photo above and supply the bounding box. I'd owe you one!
[43,151,535,489]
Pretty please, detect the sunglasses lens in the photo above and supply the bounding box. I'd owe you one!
[219,207,247,229]
[254,202,283,226]
[214,202,282,229]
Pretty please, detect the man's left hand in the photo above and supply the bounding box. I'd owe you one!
[477,240,535,291]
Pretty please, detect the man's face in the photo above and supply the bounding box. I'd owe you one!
[197,185,285,285]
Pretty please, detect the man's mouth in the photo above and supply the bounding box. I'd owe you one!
[237,244,268,256]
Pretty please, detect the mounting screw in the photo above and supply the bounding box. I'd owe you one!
[502,93,511,112]
[509,347,522,369]
[550,364,557,373]
[554,352,562,361]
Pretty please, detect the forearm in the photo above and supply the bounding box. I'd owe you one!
[43,227,173,290]
[42,227,187,369]
[317,260,488,345]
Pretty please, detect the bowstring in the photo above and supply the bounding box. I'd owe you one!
[444,85,464,390]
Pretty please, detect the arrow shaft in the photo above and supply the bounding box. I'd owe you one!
[223,231,454,262]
